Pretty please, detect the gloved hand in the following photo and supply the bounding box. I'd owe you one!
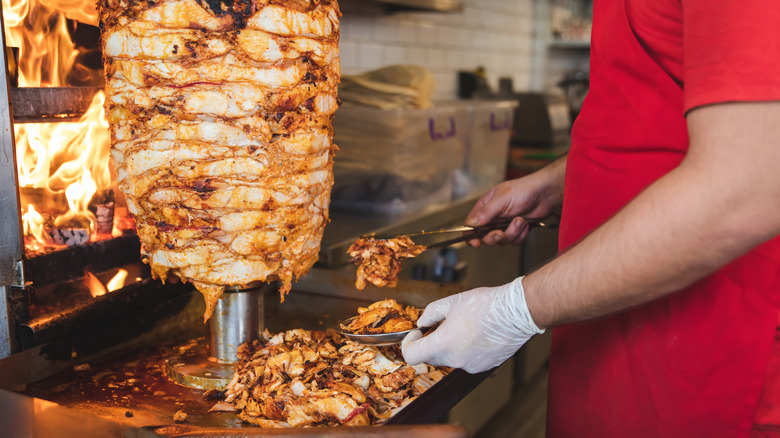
[401,276,544,374]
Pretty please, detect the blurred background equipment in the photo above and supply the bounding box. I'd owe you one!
[557,64,589,122]
[511,91,571,149]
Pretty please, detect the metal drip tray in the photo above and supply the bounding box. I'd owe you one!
[8,289,488,436]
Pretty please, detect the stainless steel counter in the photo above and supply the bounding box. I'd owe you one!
[0,387,471,437]
[0,388,157,438]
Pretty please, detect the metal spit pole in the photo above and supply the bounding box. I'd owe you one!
[209,286,266,363]
[165,284,269,389]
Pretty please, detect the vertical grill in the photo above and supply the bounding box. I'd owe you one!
[0,8,156,356]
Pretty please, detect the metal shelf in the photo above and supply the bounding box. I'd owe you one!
[365,0,463,12]
[548,39,590,50]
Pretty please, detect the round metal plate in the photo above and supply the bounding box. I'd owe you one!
[163,341,235,390]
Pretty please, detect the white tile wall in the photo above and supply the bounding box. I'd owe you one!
[339,0,539,99]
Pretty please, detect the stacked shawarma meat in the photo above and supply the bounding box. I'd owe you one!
[99,0,340,319]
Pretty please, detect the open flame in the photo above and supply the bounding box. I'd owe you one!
[83,269,106,298]
[21,203,46,250]
[3,0,122,254]
[2,0,97,87]
[106,269,129,292]
[84,268,129,298]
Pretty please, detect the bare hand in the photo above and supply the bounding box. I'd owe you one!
[465,165,564,247]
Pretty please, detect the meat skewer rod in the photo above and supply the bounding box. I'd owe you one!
[165,284,270,390]
[209,287,265,363]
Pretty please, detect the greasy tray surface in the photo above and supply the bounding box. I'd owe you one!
[21,338,489,432]
[15,291,487,432]
[22,339,245,430]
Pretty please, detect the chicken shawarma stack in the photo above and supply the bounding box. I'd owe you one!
[99,0,340,319]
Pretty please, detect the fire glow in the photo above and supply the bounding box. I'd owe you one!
[3,0,127,255]
[84,268,128,298]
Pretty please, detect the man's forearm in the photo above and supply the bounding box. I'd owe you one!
[523,102,780,329]
[536,152,567,205]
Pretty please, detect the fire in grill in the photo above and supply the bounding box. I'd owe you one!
[4,0,134,258]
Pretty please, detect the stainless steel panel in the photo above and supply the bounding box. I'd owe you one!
[0,3,25,359]
[0,8,23,288]
[0,286,14,357]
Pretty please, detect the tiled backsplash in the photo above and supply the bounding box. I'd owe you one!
[339,0,540,100]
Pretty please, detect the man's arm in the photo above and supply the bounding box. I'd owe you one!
[524,101,780,328]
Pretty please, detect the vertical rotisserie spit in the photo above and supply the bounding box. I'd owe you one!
[99,0,340,320]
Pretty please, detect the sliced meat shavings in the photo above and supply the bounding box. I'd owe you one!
[347,237,427,290]
[340,298,420,335]
[173,410,188,423]
[221,328,448,428]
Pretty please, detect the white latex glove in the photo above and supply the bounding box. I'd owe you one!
[401,276,544,374]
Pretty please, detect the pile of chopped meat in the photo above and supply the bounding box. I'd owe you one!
[340,299,420,334]
[218,328,447,427]
[99,0,340,319]
[347,237,427,290]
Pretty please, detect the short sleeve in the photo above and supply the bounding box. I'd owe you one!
[683,1,780,112]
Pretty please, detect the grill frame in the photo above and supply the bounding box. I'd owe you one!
[0,4,27,358]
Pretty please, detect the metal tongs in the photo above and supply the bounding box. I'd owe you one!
[364,215,560,250]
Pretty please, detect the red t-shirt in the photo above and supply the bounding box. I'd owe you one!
[550,1,780,437]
